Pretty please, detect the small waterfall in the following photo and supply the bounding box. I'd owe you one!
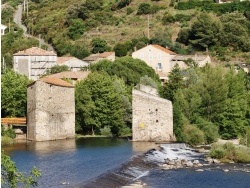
[145,143,203,163]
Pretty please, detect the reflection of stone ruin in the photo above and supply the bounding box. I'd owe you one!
[27,77,75,141]
[132,85,174,142]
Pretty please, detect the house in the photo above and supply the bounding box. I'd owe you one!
[57,56,89,71]
[132,44,211,82]
[1,24,7,35]
[132,85,174,142]
[45,71,90,85]
[171,54,211,68]
[13,47,57,80]
[27,77,75,141]
[83,52,115,64]
[132,44,176,82]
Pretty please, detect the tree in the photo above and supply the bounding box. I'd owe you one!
[189,13,221,50]
[75,72,125,136]
[91,38,111,53]
[71,44,90,59]
[137,3,151,15]
[113,43,128,57]
[196,65,228,123]
[1,151,41,188]
[160,64,184,101]
[1,69,31,117]
[68,19,85,40]
[220,69,248,139]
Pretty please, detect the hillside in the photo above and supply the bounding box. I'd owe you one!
[1,0,250,67]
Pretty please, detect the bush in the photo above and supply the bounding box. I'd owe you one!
[100,126,112,137]
[209,144,226,159]
[183,124,204,146]
[126,7,133,15]
[209,143,250,163]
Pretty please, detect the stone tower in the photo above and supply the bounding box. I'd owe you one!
[27,77,75,141]
[132,85,173,142]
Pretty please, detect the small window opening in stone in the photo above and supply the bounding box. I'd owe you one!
[149,109,151,111]
[156,109,158,112]
[156,120,159,123]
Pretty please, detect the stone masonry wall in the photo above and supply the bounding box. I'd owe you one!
[132,89,173,142]
[27,81,75,141]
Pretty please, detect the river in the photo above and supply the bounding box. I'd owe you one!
[2,138,250,188]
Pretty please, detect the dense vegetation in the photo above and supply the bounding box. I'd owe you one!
[75,57,160,136]
[1,0,250,143]
[1,69,31,118]
[2,0,250,68]
[161,64,250,145]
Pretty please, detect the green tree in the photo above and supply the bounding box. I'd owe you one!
[71,44,90,59]
[160,64,184,101]
[196,65,228,123]
[1,151,41,188]
[68,19,85,40]
[113,43,128,57]
[1,69,31,117]
[189,13,221,50]
[220,69,248,139]
[137,3,151,15]
[91,38,111,53]
[75,72,125,136]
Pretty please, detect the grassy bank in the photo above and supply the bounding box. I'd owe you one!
[209,142,250,163]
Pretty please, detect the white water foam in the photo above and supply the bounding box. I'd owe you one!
[145,143,203,163]
[123,167,150,180]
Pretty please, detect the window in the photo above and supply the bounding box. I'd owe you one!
[158,53,162,60]
[157,63,162,70]
[149,54,153,60]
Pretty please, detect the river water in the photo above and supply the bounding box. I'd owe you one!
[2,138,250,188]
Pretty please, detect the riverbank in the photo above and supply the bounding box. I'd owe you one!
[80,142,250,188]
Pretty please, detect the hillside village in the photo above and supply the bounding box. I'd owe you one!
[1,0,250,146]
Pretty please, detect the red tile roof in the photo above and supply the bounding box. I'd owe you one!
[151,45,176,55]
[14,47,57,56]
[40,77,74,87]
[45,71,90,80]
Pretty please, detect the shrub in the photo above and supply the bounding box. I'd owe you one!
[183,124,204,146]
[209,143,250,163]
[126,7,133,15]
[209,144,226,159]
[100,126,112,137]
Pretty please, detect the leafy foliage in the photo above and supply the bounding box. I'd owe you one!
[75,72,126,136]
[1,151,41,188]
[1,69,31,117]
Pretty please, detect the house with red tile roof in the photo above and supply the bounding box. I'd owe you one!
[13,47,57,80]
[57,56,88,71]
[132,44,176,82]
[132,44,211,82]
[83,52,115,64]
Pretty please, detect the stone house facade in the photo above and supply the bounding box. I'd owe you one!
[132,85,174,142]
[13,47,57,80]
[27,77,75,141]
